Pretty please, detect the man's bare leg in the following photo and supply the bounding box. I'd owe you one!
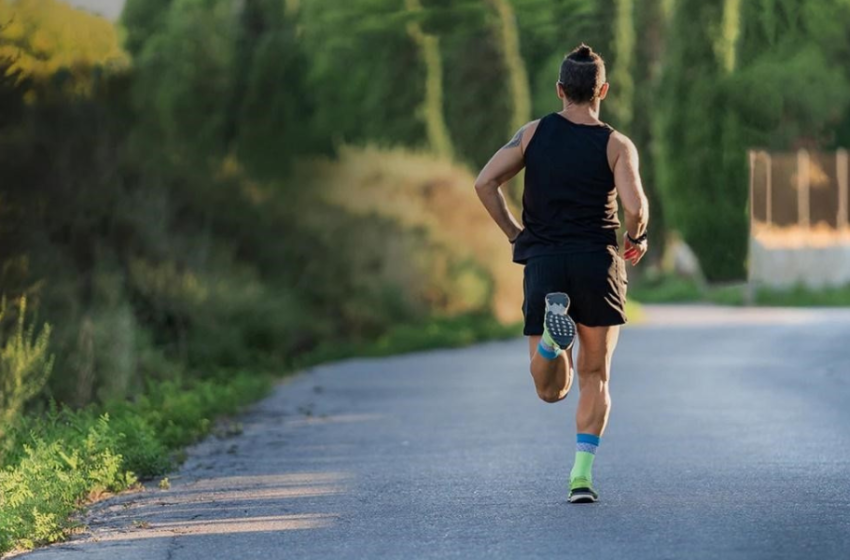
[528,335,574,403]
[569,323,620,503]
[575,324,620,435]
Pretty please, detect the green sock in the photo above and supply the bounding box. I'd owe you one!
[537,323,563,360]
[542,326,557,348]
[570,434,600,485]
[539,325,562,357]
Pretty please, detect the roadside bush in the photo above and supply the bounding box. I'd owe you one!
[0,298,53,442]
[0,373,270,554]
[0,415,133,551]
[127,254,308,372]
[296,146,523,326]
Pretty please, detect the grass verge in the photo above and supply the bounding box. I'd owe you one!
[297,313,521,368]
[0,374,271,554]
[629,274,850,307]
[754,284,850,306]
[0,312,526,555]
[298,305,645,371]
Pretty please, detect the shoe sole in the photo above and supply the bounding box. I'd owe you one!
[544,292,576,350]
[569,492,598,504]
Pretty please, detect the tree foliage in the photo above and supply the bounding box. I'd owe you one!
[132,0,238,161]
[3,0,850,408]
[0,0,127,96]
[299,0,427,149]
[657,0,850,280]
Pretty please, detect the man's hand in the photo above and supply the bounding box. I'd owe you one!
[623,233,648,265]
[508,227,523,244]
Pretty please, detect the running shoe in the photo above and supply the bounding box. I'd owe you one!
[544,292,576,350]
[569,478,599,504]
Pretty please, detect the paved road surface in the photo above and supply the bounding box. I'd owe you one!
[17,306,850,559]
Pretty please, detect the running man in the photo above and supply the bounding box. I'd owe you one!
[474,44,649,503]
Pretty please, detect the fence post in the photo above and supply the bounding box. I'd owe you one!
[838,148,848,231]
[746,150,756,306]
[764,151,772,227]
[748,151,755,223]
[797,149,810,231]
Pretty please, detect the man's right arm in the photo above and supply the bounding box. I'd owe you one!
[610,132,649,264]
[473,121,539,243]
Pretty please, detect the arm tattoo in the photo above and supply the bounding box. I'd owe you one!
[502,124,527,150]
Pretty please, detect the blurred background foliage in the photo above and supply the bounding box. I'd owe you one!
[1,0,850,422]
[2,0,850,547]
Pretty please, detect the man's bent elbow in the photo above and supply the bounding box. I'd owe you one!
[474,178,496,193]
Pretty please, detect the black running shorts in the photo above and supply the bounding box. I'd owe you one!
[522,249,628,335]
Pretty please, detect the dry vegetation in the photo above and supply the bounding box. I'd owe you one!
[299,146,524,323]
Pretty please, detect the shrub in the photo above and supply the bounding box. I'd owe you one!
[0,415,135,551]
[294,146,524,327]
[0,297,54,442]
[0,373,270,554]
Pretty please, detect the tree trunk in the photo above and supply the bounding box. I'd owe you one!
[485,0,531,205]
[405,0,454,159]
[609,0,635,130]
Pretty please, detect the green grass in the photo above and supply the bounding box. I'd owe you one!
[298,304,646,369]
[0,374,271,554]
[297,313,522,367]
[628,275,704,303]
[705,283,747,306]
[0,311,523,554]
[755,284,850,307]
[629,273,850,307]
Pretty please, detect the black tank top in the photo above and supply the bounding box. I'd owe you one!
[512,112,619,264]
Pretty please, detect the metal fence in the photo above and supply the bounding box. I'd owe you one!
[750,149,849,232]
[749,149,850,288]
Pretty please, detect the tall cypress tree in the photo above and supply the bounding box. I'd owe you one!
[121,0,176,57]
[513,0,611,118]
[630,0,668,258]
[607,0,634,130]
[132,0,239,163]
[733,0,850,149]
[405,0,454,158]
[431,0,514,167]
[298,0,427,150]
[486,0,531,136]
[235,0,319,177]
[656,0,748,281]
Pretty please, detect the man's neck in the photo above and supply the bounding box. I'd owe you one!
[560,102,601,124]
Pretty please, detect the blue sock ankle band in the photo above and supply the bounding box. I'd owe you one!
[577,433,600,446]
[537,340,560,360]
[577,433,600,454]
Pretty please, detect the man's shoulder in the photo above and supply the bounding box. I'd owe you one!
[608,130,635,150]
[519,118,543,153]
[607,130,638,159]
[524,118,544,133]
[605,130,639,170]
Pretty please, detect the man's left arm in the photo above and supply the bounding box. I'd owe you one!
[473,122,536,243]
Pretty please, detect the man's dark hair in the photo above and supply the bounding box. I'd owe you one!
[558,44,606,104]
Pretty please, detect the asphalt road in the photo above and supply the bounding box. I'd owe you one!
[17,306,850,560]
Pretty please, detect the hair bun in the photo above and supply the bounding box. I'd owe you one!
[576,44,593,57]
